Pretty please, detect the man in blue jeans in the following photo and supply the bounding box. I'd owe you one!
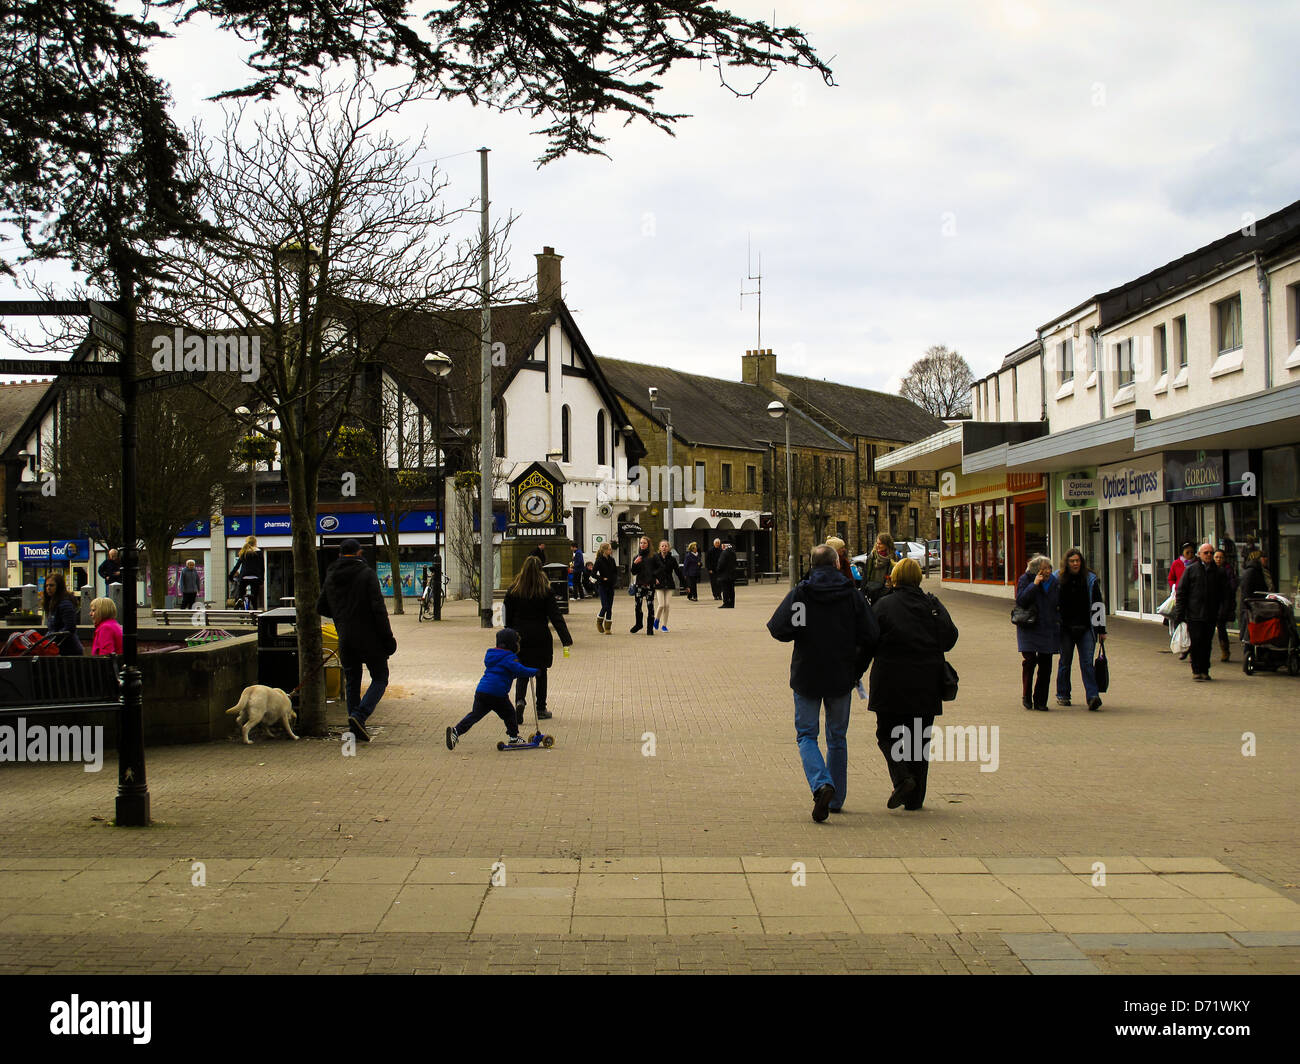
[317,539,396,742]
[767,544,879,822]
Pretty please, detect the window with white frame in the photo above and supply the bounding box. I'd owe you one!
[1059,339,1074,383]
[1215,294,1242,354]
[1154,324,1168,378]
[1175,315,1188,367]
[1116,339,1134,387]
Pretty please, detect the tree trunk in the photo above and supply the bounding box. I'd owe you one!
[285,446,327,736]
[146,541,170,609]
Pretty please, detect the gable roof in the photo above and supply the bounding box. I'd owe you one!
[773,373,947,443]
[601,358,851,452]
[0,380,53,449]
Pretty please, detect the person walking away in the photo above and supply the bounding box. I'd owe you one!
[504,555,572,721]
[1172,543,1228,681]
[594,542,618,634]
[651,540,685,632]
[1016,555,1059,710]
[629,536,656,634]
[98,548,122,594]
[825,536,853,580]
[1055,549,1106,711]
[179,559,201,609]
[683,542,701,601]
[317,539,396,741]
[89,597,123,656]
[231,536,265,610]
[716,542,737,608]
[862,534,894,606]
[571,545,585,599]
[768,544,879,821]
[867,558,957,811]
[43,572,84,656]
[705,538,723,600]
[1213,548,1237,661]
[446,628,537,749]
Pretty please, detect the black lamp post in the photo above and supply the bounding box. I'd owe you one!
[424,351,453,620]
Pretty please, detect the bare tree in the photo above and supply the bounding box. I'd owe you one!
[155,79,511,734]
[899,345,974,419]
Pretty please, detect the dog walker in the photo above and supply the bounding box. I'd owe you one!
[497,675,555,751]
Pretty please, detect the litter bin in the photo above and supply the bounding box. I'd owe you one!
[257,606,299,692]
[542,562,570,614]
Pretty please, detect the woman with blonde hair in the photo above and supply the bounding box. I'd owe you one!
[504,555,572,721]
[651,540,686,633]
[825,536,853,580]
[230,535,265,609]
[867,557,958,811]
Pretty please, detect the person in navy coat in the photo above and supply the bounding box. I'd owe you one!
[1015,554,1060,711]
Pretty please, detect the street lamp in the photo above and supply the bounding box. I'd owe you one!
[649,387,674,554]
[423,351,453,620]
[767,401,795,589]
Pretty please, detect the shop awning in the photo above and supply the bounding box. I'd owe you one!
[671,507,763,530]
[1001,410,1150,473]
[1132,379,1300,453]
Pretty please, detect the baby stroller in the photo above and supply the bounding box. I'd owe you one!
[1240,593,1300,676]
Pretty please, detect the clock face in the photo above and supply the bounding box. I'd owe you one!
[520,487,554,524]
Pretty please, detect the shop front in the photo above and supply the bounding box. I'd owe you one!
[1262,444,1300,601]
[1053,469,1104,585]
[670,507,768,576]
[12,538,91,590]
[1163,450,1262,593]
[1098,454,1167,619]
[939,470,1045,595]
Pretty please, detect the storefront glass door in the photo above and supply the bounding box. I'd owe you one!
[1118,509,1139,613]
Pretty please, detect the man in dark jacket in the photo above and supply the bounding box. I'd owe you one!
[768,544,879,822]
[98,548,122,593]
[570,545,585,599]
[705,538,722,600]
[716,542,737,608]
[1173,543,1229,681]
[317,539,396,741]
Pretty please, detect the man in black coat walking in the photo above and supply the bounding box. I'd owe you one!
[1173,542,1229,682]
[98,548,122,593]
[317,539,396,742]
[768,544,879,821]
[716,542,737,608]
[705,538,722,600]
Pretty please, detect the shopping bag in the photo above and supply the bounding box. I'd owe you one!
[1156,590,1177,617]
[1093,644,1109,693]
[1169,622,1191,655]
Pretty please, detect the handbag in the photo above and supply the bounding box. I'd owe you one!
[926,593,958,701]
[1010,603,1038,627]
[1093,643,1109,693]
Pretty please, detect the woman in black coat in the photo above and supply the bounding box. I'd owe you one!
[43,572,84,656]
[504,556,572,720]
[629,536,656,635]
[650,540,685,633]
[683,542,701,601]
[868,558,957,811]
[593,542,619,635]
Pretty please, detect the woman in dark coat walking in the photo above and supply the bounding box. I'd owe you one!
[868,558,957,811]
[504,556,572,720]
[593,542,618,634]
[1015,554,1060,711]
[683,542,701,601]
[43,572,84,656]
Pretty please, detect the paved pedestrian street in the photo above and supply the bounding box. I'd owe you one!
[0,585,1296,975]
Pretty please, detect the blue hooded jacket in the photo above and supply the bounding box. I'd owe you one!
[1015,569,1061,654]
[476,647,538,697]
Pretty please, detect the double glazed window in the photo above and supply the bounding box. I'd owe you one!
[1116,339,1134,387]
[1215,294,1242,354]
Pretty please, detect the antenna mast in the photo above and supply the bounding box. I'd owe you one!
[741,239,762,349]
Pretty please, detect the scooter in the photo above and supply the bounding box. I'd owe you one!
[497,675,555,751]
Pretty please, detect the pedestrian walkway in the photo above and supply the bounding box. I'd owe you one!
[0,584,1295,973]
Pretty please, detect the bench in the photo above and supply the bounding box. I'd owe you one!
[0,654,122,715]
[756,571,783,584]
[152,608,259,626]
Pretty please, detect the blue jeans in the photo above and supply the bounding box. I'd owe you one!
[793,690,851,808]
[341,649,389,723]
[597,584,614,620]
[1057,627,1098,701]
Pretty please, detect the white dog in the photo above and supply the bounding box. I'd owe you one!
[226,685,299,744]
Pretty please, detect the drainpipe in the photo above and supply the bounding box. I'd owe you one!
[1256,252,1273,390]
[1091,327,1105,422]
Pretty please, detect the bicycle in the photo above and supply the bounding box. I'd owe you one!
[417,572,450,621]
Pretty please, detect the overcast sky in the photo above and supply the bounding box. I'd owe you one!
[5,0,1299,393]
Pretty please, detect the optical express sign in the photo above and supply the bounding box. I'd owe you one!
[1097,456,1164,510]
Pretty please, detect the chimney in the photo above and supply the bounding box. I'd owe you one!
[741,348,776,388]
[536,246,563,306]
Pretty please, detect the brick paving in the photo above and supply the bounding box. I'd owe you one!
[0,583,1296,973]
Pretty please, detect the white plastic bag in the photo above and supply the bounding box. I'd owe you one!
[1156,590,1177,617]
[1170,622,1191,654]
